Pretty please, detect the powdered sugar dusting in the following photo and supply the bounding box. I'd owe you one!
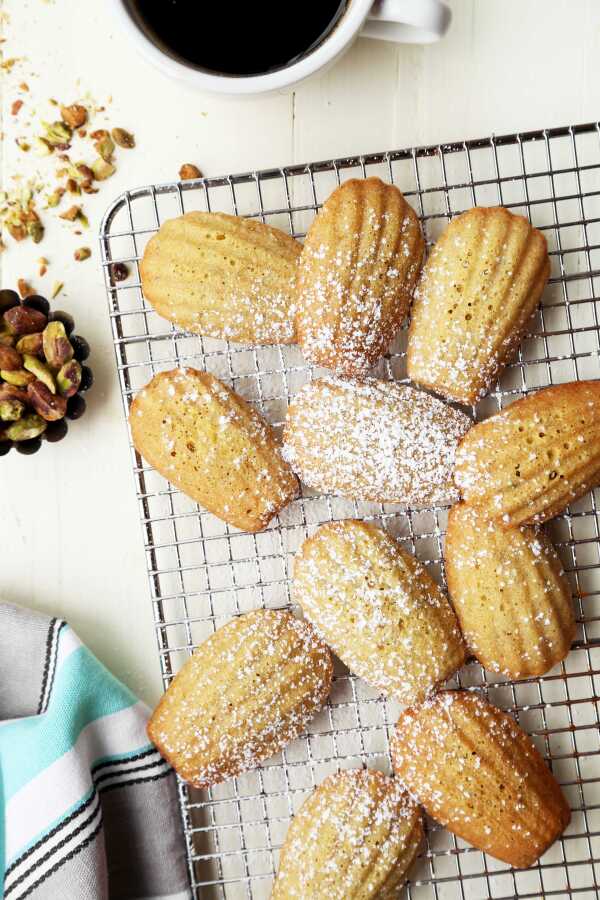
[408,207,549,404]
[294,520,466,704]
[454,380,600,525]
[272,768,423,899]
[283,375,472,506]
[141,211,301,344]
[445,504,575,679]
[296,178,424,376]
[148,609,333,788]
[130,367,298,532]
[391,690,570,868]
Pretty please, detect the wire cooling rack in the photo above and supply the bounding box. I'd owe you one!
[100,122,600,900]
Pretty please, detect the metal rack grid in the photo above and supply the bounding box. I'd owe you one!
[100,122,600,900]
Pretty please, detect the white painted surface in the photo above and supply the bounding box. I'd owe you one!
[1,0,600,704]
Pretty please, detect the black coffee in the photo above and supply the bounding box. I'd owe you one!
[127,1,348,77]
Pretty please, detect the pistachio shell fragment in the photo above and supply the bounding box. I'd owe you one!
[23,354,56,393]
[56,359,82,398]
[5,412,46,441]
[27,380,67,421]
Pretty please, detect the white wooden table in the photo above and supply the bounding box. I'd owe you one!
[2,0,600,705]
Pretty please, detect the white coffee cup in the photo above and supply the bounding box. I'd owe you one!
[110,0,451,96]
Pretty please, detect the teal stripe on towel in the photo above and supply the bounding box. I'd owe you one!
[1,634,137,800]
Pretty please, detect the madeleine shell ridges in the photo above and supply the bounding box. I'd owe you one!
[282,376,472,506]
[296,177,424,376]
[293,520,466,704]
[140,211,302,344]
[445,504,575,679]
[454,380,600,526]
[147,609,333,788]
[390,690,570,869]
[129,368,298,532]
[272,768,423,900]
[407,206,550,405]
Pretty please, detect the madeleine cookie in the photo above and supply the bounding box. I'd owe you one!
[445,504,575,679]
[296,177,424,376]
[129,368,298,532]
[391,691,570,868]
[454,380,600,526]
[140,212,301,344]
[283,376,472,506]
[407,207,549,405]
[148,609,333,788]
[272,769,423,899]
[294,520,466,704]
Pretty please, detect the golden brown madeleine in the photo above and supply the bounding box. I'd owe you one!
[282,376,472,506]
[445,504,575,679]
[407,207,549,405]
[272,769,423,900]
[296,177,424,376]
[454,380,600,526]
[293,520,466,704]
[148,609,333,788]
[129,368,298,532]
[391,691,570,868]
[140,211,302,343]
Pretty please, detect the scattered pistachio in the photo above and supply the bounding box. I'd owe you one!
[23,354,56,393]
[38,257,49,277]
[59,205,81,222]
[11,99,23,116]
[91,158,116,180]
[42,120,73,147]
[179,163,202,180]
[76,163,94,182]
[66,178,81,195]
[26,218,44,244]
[46,188,65,208]
[16,279,35,301]
[7,222,27,241]
[74,246,91,262]
[110,262,129,282]
[5,412,47,441]
[43,321,73,369]
[0,397,25,421]
[51,281,64,299]
[57,359,82,398]
[112,127,135,149]
[92,129,115,162]
[16,332,44,356]
[60,103,88,129]
[27,380,67,421]
[1,368,35,387]
[34,137,53,157]
[16,138,31,152]
[0,344,23,371]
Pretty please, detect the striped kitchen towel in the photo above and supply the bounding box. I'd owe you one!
[0,602,191,900]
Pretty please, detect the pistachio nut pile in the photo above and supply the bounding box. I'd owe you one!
[0,289,92,455]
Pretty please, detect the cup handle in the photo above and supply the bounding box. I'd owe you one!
[362,0,451,43]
